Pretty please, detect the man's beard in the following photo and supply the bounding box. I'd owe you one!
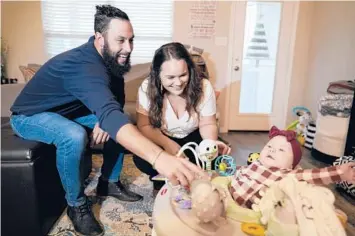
[102,44,131,77]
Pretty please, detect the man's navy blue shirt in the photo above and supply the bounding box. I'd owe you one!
[11,36,130,139]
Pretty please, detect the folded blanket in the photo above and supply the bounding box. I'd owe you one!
[253,176,346,236]
[318,94,353,117]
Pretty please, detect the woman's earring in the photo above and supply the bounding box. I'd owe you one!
[160,84,163,93]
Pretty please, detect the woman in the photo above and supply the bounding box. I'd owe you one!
[133,42,231,189]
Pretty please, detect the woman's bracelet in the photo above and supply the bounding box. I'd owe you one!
[152,150,164,170]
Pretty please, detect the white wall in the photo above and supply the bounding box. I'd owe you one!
[285,1,315,124]
[304,1,355,118]
[1,1,46,83]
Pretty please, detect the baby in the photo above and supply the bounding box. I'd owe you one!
[230,126,355,209]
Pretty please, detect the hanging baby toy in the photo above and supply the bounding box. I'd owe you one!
[176,139,219,176]
[151,140,220,184]
[163,140,220,210]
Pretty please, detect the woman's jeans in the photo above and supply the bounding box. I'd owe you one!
[10,112,125,207]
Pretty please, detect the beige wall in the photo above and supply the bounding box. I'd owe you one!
[282,1,355,124]
[303,1,355,118]
[1,1,46,83]
[285,1,315,125]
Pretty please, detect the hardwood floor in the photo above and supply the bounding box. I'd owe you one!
[219,131,355,236]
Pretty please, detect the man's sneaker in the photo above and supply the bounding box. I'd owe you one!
[67,201,104,236]
[97,179,143,202]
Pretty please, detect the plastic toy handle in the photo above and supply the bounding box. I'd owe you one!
[176,145,202,169]
[286,120,299,131]
[292,106,310,116]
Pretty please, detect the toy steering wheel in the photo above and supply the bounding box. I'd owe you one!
[214,155,237,176]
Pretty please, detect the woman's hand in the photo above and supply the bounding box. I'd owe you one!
[340,162,355,183]
[163,140,182,156]
[216,140,231,155]
[163,140,188,159]
[154,152,206,187]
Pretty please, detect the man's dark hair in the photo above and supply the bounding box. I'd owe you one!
[94,5,130,34]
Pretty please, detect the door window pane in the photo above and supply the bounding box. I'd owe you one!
[239,2,281,114]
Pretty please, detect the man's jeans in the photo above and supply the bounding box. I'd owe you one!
[10,112,125,207]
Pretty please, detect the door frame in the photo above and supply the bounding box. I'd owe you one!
[220,1,300,132]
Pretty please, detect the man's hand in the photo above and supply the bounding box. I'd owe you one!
[216,140,231,155]
[91,123,110,147]
[154,152,206,187]
[340,162,355,183]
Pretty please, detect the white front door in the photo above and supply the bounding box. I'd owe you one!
[227,1,298,131]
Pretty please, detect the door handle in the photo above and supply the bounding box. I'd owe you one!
[234,66,240,71]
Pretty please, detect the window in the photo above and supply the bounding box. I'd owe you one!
[41,1,173,64]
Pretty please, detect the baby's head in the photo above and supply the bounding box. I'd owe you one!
[259,126,302,169]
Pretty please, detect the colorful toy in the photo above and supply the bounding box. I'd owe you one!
[154,140,219,183]
[296,112,313,135]
[190,178,227,224]
[291,106,311,116]
[164,139,220,211]
[152,176,254,236]
[285,119,299,131]
[241,222,265,236]
[335,209,348,229]
[214,155,237,176]
[176,139,218,175]
[152,174,166,181]
[297,135,306,146]
[171,187,192,209]
[247,152,260,165]
[286,106,313,146]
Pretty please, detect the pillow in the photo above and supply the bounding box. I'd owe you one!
[19,64,41,82]
[333,155,355,198]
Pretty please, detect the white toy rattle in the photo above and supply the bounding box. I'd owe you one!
[153,139,219,188]
[176,139,219,175]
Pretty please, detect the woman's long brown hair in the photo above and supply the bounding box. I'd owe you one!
[147,42,203,128]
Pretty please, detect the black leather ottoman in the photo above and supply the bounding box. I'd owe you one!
[1,117,92,236]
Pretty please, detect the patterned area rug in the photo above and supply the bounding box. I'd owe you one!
[48,155,155,236]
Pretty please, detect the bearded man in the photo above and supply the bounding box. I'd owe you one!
[9,5,203,236]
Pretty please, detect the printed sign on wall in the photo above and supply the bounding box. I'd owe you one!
[188,1,217,39]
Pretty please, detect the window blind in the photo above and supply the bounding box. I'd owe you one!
[41,0,173,64]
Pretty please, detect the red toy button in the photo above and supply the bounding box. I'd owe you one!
[161,188,168,196]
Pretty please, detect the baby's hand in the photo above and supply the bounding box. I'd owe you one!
[339,162,355,183]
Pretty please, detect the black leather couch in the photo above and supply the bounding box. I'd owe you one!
[1,117,92,236]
